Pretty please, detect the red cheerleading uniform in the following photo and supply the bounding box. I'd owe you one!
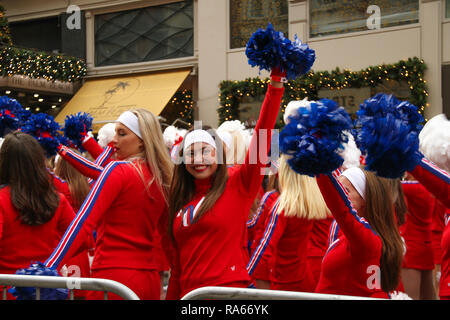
[307,217,334,288]
[431,199,447,265]
[315,173,389,299]
[409,157,450,208]
[44,160,167,300]
[247,192,315,292]
[165,84,284,300]
[247,190,278,282]
[400,181,435,270]
[0,187,75,299]
[440,212,450,299]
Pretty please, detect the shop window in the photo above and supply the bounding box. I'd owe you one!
[9,17,61,53]
[95,1,193,67]
[447,0,450,19]
[309,0,419,38]
[230,0,288,49]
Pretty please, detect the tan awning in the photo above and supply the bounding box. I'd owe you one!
[55,68,191,130]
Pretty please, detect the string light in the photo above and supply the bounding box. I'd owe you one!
[218,57,428,125]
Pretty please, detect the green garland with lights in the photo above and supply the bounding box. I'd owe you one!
[169,89,194,126]
[0,46,87,82]
[0,5,12,45]
[218,57,428,126]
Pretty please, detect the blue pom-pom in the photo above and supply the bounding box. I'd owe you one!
[279,99,352,176]
[245,23,315,79]
[9,262,68,300]
[0,96,24,137]
[21,113,62,157]
[356,93,424,178]
[63,112,93,149]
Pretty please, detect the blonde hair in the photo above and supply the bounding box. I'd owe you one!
[54,149,91,210]
[129,109,174,202]
[276,154,331,219]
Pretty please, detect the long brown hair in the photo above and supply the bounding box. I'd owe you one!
[363,170,404,293]
[168,125,228,242]
[54,150,91,210]
[0,131,60,225]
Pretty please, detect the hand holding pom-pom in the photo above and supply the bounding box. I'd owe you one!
[279,99,352,177]
[356,93,424,179]
[9,262,68,300]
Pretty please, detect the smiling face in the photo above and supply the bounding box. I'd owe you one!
[111,122,143,160]
[339,175,366,215]
[184,142,218,180]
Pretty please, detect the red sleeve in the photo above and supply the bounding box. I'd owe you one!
[82,136,105,160]
[50,172,75,209]
[247,194,282,276]
[44,162,125,269]
[58,145,104,180]
[316,173,381,257]
[236,84,284,198]
[0,201,3,241]
[409,157,450,208]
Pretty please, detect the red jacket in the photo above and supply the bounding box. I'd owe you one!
[0,187,75,274]
[44,160,167,273]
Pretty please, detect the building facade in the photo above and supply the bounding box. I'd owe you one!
[3,0,450,127]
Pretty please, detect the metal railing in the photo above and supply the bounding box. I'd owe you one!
[181,286,385,300]
[0,274,140,300]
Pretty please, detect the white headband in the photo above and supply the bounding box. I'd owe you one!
[183,129,217,152]
[341,166,366,200]
[116,111,142,139]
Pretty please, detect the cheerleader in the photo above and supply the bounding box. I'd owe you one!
[247,154,330,292]
[42,109,173,300]
[164,77,285,299]
[400,173,436,299]
[315,167,404,298]
[0,132,76,299]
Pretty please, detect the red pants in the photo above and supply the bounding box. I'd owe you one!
[87,268,160,300]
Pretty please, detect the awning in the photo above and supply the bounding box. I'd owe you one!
[55,68,191,130]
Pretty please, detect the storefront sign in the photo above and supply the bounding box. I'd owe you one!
[0,75,78,95]
[318,87,371,113]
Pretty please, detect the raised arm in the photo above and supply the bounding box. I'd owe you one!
[236,81,284,197]
[58,145,104,180]
[44,162,126,269]
[316,173,381,257]
[408,157,450,208]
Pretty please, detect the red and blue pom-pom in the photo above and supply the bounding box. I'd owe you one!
[21,113,62,157]
[279,99,352,176]
[0,96,25,137]
[355,93,424,178]
[8,262,68,300]
[63,112,93,149]
[245,23,315,79]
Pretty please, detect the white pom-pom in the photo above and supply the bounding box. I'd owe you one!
[283,98,310,124]
[217,120,249,164]
[389,291,413,300]
[163,126,186,149]
[339,131,361,170]
[97,123,116,148]
[419,114,450,172]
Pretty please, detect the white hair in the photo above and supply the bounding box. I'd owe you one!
[97,123,116,148]
[419,113,450,172]
[339,131,362,170]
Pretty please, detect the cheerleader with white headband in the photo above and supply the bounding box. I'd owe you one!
[164,76,285,298]
[17,109,174,300]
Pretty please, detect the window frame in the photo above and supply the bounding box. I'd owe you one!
[86,0,197,76]
[307,0,421,41]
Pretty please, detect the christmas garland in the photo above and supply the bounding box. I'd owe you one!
[218,57,428,127]
[0,45,87,82]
